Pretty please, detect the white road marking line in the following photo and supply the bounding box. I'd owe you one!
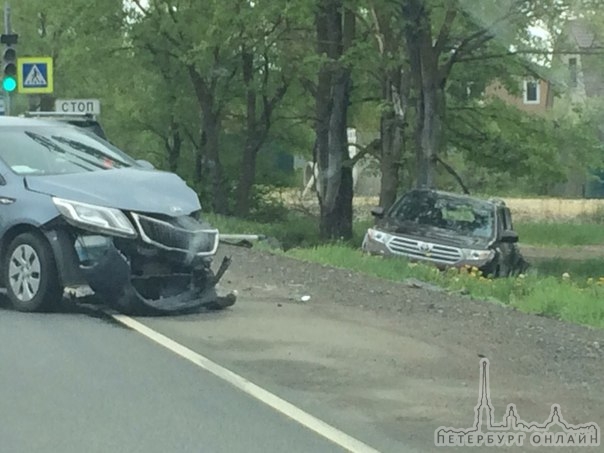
[112,313,381,453]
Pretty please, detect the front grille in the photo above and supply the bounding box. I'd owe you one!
[131,213,219,256]
[387,236,462,264]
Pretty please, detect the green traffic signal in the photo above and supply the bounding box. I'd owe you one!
[2,75,16,92]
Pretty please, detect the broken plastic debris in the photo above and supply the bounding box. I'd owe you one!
[300,295,311,302]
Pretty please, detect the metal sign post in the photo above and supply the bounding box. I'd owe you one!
[3,2,11,115]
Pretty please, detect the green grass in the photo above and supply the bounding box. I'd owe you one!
[531,258,604,280]
[284,246,604,329]
[515,222,604,247]
[208,213,604,329]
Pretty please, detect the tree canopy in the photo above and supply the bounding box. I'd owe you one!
[7,0,604,237]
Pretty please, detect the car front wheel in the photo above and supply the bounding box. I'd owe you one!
[4,232,64,312]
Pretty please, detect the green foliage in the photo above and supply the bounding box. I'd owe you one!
[284,245,604,328]
[445,96,604,194]
[9,0,604,209]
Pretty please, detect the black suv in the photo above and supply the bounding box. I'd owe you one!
[362,189,529,277]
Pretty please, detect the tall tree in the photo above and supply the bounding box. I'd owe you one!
[129,0,242,214]
[400,0,566,188]
[233,1,292,216]
[314,0,356,239]
[365,1,412,210]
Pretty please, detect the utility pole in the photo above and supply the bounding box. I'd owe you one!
[3,2,12,115]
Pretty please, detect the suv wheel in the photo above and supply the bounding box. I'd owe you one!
[4,232,64,312]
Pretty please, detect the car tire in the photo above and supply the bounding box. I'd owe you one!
[4,232,64,312]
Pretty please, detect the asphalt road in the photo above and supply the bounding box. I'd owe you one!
[0,305,347,453]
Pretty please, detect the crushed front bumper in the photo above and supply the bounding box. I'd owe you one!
[79,242,234,314]
[46,214,236,315]
[362,234,494,272]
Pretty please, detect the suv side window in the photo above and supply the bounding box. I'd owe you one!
[497,207,507,232]
[503,207,513,230]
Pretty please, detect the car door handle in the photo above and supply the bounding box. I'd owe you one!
[0,197,16,205]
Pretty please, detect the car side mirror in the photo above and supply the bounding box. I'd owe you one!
[500,230,519,243]
[136,159,155,170]
[371,207,385,218]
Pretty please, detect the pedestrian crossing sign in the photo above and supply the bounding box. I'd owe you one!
[17,57,54,94]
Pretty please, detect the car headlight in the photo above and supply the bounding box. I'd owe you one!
[461,248,495,261]
[53,197,137,238]
[367,228,391,244]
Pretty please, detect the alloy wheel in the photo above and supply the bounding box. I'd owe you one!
[8,244,42,302]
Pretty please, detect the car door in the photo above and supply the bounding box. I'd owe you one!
[0,158,17,233]
[495,206,515,274]
[498,206,525,275]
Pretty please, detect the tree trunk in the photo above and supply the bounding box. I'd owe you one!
[379,69,408,210]
[194,130,206,184]
[314,0,354,240]
[236,48,258,217]
[417,76,445,188]
[203,111,228,214]
[403,0,447,189]
[188,67,228,214]
[320,66,353,239]
[379,122,402,209]
[166,119,181,172]
[237,147,258,216]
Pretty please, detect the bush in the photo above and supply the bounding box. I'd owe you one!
[247,184,291,223]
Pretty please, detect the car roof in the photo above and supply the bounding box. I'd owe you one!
[0,115,74,128]
[406,188,498,207]
[1,114,109,141]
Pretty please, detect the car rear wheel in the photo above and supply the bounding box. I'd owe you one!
[4,232,64,312]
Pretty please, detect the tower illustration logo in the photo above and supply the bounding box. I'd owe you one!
[434,358,600,447]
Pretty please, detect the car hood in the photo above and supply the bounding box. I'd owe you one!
[376,218,491,249]
[24,168,201,216]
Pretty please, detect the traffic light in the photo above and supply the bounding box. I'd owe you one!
[1,33,18,93]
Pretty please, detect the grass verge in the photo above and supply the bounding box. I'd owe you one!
[515,222,604,247]
[210,213,604,329]
[286,246,604,329]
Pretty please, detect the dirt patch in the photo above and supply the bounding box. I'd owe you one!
[142,245,604,452]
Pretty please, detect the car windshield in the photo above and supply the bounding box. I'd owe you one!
[0,126,137,176]
[388,191,495,238]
